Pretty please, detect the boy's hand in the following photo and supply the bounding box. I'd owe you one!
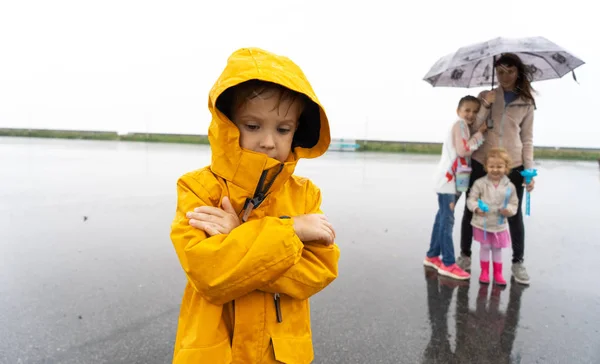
[499,208,512,217]
[478,122,488,134]
[474,208,486,217]
[293,214,336,245]
[187,196,240,236]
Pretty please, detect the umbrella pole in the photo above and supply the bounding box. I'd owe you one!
[491,55,496,89]
[487,56,496,129]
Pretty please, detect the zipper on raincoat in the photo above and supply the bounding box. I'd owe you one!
[238,164,285,322]
[273,293,282,323]
[241,163,285,222]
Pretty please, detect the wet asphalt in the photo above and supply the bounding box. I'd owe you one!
[1,137,599,363]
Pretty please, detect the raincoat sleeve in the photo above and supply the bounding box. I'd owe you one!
[259,181,340,300]
[170,174,305,306]
[505,182,519,216]
[520,106,535,170]
[466,179,484,212]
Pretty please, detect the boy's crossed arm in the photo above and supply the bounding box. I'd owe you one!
[188,192,339,301]
[258,185,339,300]
[171,176,340,305]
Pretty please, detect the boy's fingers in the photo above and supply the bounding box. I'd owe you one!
[190,219,222,236]
[187,211,215,222]
[204,224,220,236]
[188,219,203,229]
[324,221,336,239]
[194,206,226,217]
[322,225,335,242]
[221,196,237,215]
[315,213,328,221]
[188,212,228,229]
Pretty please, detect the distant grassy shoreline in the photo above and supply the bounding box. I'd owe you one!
[0,128,210,144]
[1,128,598,161]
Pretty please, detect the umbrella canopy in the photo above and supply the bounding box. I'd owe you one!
[423,36,585,88]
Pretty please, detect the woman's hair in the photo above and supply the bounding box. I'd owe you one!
[484,147,512,174]
[495,53,536,107]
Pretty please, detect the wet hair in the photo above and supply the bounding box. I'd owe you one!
[494,53,536,107]
[216,79,321,149]
[484,147,512,174]
[458,95,481,109]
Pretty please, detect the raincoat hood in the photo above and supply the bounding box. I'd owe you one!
[207,47,331,195]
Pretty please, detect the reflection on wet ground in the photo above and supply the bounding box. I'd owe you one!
[423,268,525,363]
[1,138,599,363]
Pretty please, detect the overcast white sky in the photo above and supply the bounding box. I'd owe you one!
[1,0,598,148]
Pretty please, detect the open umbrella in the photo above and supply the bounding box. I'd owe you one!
[423,36,585,88]
[423,36,585,218]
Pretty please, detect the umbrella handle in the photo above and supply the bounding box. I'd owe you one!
[485,55,497,129]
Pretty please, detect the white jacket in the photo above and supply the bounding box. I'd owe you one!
[433,119,484,194]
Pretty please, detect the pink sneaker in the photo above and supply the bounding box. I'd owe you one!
[423,256,442,270]
[438,263,471,280]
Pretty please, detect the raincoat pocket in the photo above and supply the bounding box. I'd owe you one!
[271,336,314,364]
[174,338,232,364]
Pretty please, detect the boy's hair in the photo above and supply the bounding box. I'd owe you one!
[458,95,481,109]
[216,79,321,149]
[218,79,309,121]
[484,147,512,174]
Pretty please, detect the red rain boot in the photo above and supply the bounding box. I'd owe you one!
[479,261,490,284]
[493,262,507,286]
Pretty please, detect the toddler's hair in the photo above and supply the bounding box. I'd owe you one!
[458,95,481,108]
[217,79,308,122]
[484,147,512,174]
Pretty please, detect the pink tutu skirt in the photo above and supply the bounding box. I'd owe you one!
[473,227,511,249]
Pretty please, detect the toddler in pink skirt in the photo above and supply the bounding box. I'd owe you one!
[467,148,519,285]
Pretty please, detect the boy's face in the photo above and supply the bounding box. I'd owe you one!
[457,101,480,125]
[232,90,303,163]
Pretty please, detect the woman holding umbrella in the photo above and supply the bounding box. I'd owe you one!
[457,53,536,285]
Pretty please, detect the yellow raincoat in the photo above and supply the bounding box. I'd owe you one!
[170,48,340,364]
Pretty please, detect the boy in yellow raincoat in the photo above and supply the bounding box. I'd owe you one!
[169,47,341,363]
